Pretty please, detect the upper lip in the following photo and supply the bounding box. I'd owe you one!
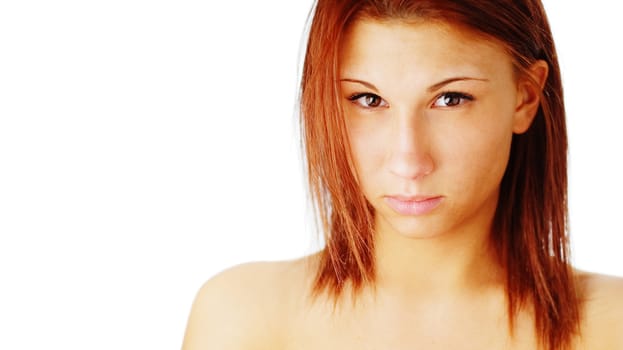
[386,194,441,202]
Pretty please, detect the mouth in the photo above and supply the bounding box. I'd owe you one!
[384,195,444,216]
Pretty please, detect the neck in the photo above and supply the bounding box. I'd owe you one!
[372,216,504,299]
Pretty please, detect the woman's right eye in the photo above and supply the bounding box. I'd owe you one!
[348,93,388,109]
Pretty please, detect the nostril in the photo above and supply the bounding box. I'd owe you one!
[388,151,435,180]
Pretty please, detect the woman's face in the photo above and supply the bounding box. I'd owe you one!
[339,19,542,239]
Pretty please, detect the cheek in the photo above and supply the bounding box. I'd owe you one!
[442,116,514,190]
[345,104,516,197]
[346,119,388,188]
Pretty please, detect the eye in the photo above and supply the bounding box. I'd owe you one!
[432,92,474,108]
[348,93,388,109]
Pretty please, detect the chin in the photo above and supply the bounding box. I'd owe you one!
[377,213,450,240]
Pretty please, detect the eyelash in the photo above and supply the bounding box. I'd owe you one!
[347,91,475,109]
[347,93,387,108]
[434,91,475,107]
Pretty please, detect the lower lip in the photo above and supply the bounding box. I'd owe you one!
[384,196,443,216]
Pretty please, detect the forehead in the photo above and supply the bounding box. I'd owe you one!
[338,19,515,81]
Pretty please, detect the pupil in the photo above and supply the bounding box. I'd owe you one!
[445,95,459,106]
[366,96,378,107]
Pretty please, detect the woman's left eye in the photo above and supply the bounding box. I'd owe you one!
[432,92,474,107]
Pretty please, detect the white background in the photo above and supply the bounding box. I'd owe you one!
[0,1,621,349]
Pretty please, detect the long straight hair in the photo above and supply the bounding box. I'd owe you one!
[300,1,579,349]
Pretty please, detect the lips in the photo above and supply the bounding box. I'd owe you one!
[384,195,443,216]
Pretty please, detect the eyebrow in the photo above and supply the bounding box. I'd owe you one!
[340,78,379,92]
[339,77,490,92]
[427,77,489,92]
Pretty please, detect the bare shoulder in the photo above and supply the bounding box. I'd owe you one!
[182,255,318,350]
[575,270,623,349]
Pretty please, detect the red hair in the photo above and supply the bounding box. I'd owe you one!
[300,1,579,349]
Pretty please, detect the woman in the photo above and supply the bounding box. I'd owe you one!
[182,1,623,349]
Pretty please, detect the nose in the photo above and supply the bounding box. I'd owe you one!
[388,111,435,180]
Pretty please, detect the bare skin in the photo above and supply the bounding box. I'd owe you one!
[182,256,623,350]
[182,19,623,350]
